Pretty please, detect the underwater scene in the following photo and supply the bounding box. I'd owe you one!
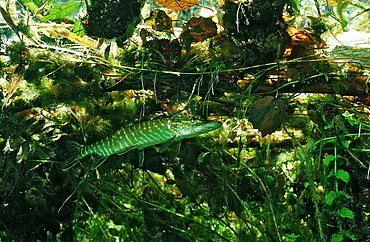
[0,0,370,241]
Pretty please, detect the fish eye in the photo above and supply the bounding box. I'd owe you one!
[190,117,198,123]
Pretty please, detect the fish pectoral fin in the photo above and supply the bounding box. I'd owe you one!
[158,137,177,153]
[162,141,181,161]
[173,141,181,155]
[62,159,80,171]
[138,149,144,167]
[91,155,109,169]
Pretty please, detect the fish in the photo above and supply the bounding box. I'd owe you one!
[63,116,222,170]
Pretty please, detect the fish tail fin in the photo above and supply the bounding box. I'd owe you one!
[63,141,83,171]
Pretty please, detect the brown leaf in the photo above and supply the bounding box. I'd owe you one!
[55,29,98,47]
[182,17,217,43]
[145,39,182,63]
[154,0,199,11]
[4,64,26,105]
[249,96,287,136]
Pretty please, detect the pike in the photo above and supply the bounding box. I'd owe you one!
[63,116,222,170]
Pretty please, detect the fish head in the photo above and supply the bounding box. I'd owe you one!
[169,117,222,139]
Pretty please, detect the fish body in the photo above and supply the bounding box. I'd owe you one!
[64,117,221,170]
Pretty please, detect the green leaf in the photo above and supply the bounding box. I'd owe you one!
[338,190,352,200]
[331,232,343,242]
[336,169,350,183]
[331,76,348,93]
[197,152,209,164]
[286,232,300,242]
[342,111,356,125]
[42,1,80,22]
[73,19,85,36]
[328,170,334,178]
[324,124,333,130]
[323,155,335,166]
[325,191,336,206]
[338,207,354,219]
[343,230,357,240]
[22,0,41,14]
[341,139,349,148]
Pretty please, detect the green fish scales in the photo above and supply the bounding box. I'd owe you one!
[64,117,221,170]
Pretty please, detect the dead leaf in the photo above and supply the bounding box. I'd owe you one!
[249,96,287,136]
[182,17,217,43]
[4,64,27,106]
[145,39,182,63]
[154,0,198,11]
[55,28,98,47]
[286,26,315,45]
